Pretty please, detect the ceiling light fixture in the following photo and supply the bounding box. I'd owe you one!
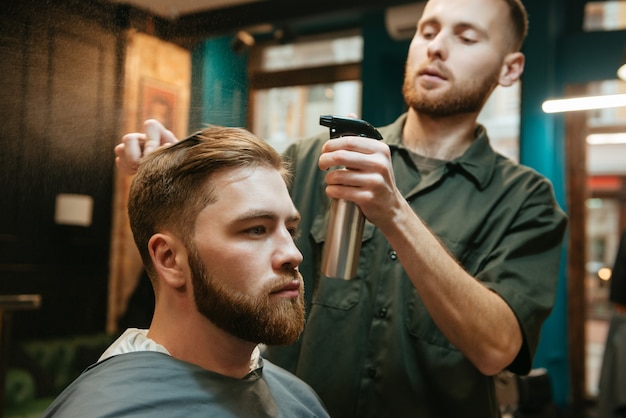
[542,93,626,113]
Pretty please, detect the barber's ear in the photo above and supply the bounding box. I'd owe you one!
[148,233,188,289]
[498,52,525,87]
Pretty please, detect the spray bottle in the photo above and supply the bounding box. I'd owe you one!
[319,115,383,280]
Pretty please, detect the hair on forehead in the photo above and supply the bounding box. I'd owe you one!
[423,0,528,51]
[150,125,288,179]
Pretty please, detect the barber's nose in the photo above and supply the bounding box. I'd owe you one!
[427,33,448,60]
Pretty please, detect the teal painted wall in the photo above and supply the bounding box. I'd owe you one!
[361,12,409,127]
[190,35,248,131]
[519,0,571,406]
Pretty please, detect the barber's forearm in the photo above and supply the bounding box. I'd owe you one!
[380,201,522,375]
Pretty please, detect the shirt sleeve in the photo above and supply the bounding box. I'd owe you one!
[478,177,567,374]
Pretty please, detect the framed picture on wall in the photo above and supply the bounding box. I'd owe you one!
[139,77,179,131]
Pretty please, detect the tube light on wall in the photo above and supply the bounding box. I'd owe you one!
[541,93,626,113]
[586,133,626,145]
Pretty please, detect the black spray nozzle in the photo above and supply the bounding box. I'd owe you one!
[319,115,383,140]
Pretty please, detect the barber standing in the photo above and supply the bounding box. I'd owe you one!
[116,0,568,416]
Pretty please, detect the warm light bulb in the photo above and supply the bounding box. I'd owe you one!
[619,63,626,81]
[598,267,612,281]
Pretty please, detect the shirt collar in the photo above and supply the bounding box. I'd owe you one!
[380,113,498,190]
[243,346,264,380]
[250,345,261,371]
[449,125,497,190]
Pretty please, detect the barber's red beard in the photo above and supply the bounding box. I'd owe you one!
[188,247,305,346]
[402,62,499,117]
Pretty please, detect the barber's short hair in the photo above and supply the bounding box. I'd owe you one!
[128,126,291,274]
[504,0,529,51]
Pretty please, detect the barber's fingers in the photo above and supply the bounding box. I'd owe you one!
[144,122,160,155]
[143,119,178,154]
[114,146,134,175]
[115,120,180,175]
[115,133,145,175]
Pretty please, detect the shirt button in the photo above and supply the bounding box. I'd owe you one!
[378,308,388,318]
[389,250,397,260]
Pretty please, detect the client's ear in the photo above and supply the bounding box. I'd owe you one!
[148,233,188,289]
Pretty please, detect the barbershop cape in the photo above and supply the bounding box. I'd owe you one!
[41,351,329,418]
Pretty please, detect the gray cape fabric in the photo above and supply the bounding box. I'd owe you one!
[41,351,329,417]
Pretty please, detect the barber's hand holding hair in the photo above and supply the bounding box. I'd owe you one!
[114,119,179,175]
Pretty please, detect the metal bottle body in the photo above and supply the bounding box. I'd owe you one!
[321,198,365,279]
[318,115,382,280]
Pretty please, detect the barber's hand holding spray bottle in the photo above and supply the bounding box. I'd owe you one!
[319,115,383,280]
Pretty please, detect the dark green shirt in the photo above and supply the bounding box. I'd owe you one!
[269,113,568,418]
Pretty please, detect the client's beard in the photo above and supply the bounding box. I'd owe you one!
[188,247,305,346]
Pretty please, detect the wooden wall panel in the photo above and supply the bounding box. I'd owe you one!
[108,31,190,334]
[565,84,590,404]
